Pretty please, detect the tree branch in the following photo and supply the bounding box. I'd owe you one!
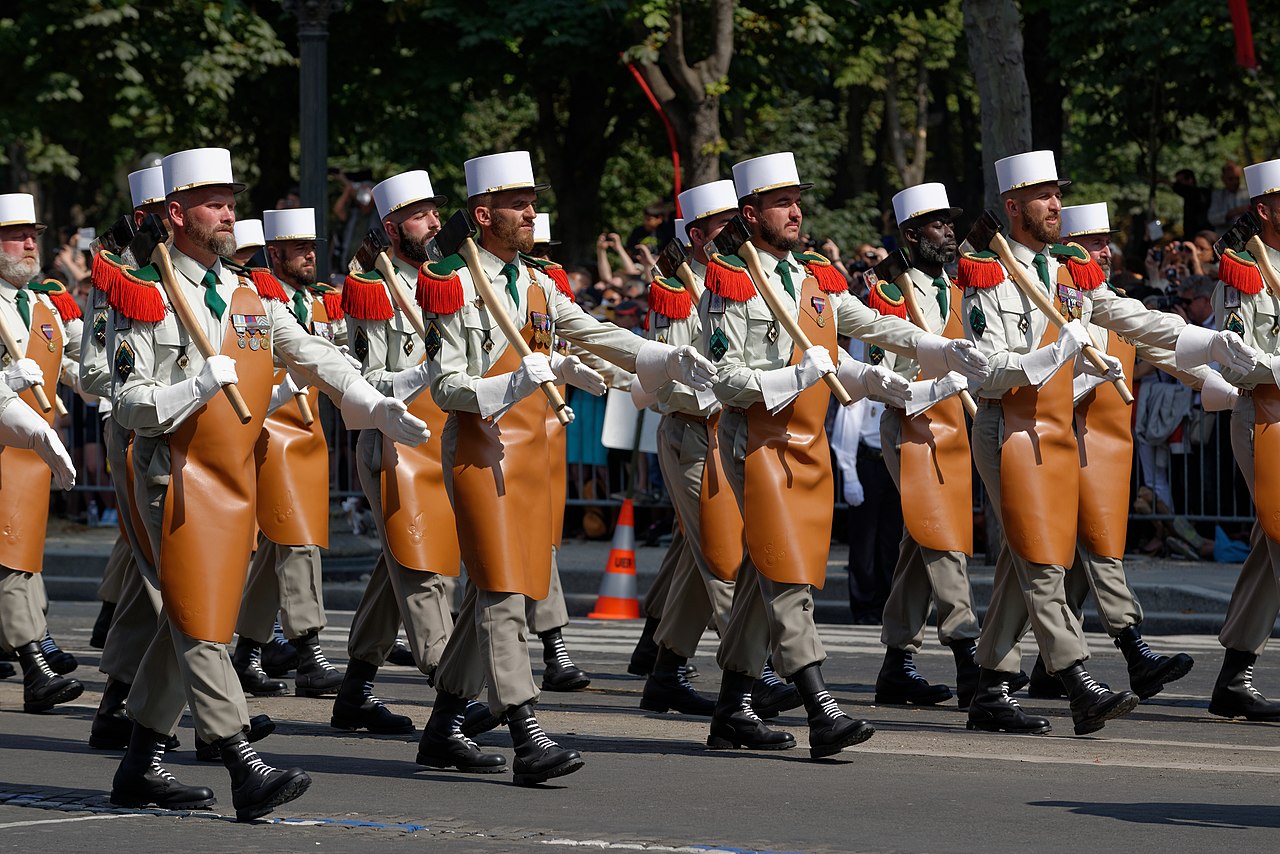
[660,2,702,102]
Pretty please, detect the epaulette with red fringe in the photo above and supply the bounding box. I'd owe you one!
[704,253,756,301]
[341,270,395,321]
[1050,242,1106,290]
[1219,248,1264,295]
[865,279,908,319]
[794,251,849,293]
[957,250,1006,289]
[308,283,344,322]
[416,254,466,316]
[647,276,693,320]
[519,252,574,299]
[28,278,82,322]
[97,259,166,322]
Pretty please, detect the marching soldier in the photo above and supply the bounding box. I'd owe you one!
[231,219,265,266]
[107,147,429,820]
[416,150,714,784]
[702,153,988,758]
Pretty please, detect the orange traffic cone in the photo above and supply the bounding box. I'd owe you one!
[588,498,640,619]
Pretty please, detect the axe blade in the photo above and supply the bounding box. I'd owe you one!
[710,214,751,258]
[106,215,138,255]
[872,248,911,285]
[655,238,688,279]
[960,209,1003,254]
[125,213,167,264]
[350,226,392,273]
[1215,211,1262,258]
[430,209,477,261]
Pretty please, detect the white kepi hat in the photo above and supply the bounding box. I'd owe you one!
[731,152,813,200]
[1244,159,1280,198]
[533,213,559,246]
[128,166,166,209]
[464,151,549,198]
[233,219,265,251]
[0,193,46,233]
[264,208,317,242]
[994,150,1070,194]
[161,147,245,196]
[677,179,738,224]
[674,218,689,246]
[371,169,447,220]
[1060,203,1115,239]
[891,182,963,226]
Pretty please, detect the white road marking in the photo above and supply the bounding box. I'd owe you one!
[0,814,147,830]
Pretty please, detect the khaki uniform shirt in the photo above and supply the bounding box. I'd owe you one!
[647,259,716,416]
[346,255,424,394]
[1214,242,1280,390]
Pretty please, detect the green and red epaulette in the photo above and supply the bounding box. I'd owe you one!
[865,279,908,319]
[341,270,394,320]
[1050,242,1106,290]
[704,253,756,301]
[520,253,574,299]
[1219,248,1264,295]
[647,276,693,320]
[416,254,466,315]
[27,278,82,322]
[308,282,344,322]
[794,251,848,293]
[957,250,1006,289]
[91,254,167,322]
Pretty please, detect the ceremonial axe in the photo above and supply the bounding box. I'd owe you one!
[962,210,1133,404]
[351,225,429,343]
[94,215,139,262]
[711,215,853,406]
[431,209,571,425]
[653,238,703,301]
[872,250,977,417]
[1214,211,1280,298]
[128,214,252,424]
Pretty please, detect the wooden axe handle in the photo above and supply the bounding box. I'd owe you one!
[294,389,314,426]
[737,241,854,406]
[1246,236,1280,299]
[894,274,977,418]
[989,233,1134,405]
[458,239,571,425]
[152,243,253,424]
[375,252,428,340]
[0,311,52,413]
[675,262,703,302]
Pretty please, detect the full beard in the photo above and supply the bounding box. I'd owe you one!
[917,238,956,266]
[281,256,316,287]
[1020,209,1060,245]
[400,230,433,265]
[492,216,534,254]
[759,217,802,253]
[187,217,236,257]
[0,253,39,286]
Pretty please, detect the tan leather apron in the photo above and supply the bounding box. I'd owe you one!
[0,300,60,573]
[743,274,836,588]
[451,284,553,598]
[999,292,1079,568]
[1074,330,1136,559]
[899,285,973,555]
[547,377,568,549]
[699,410,744,581]
[160,286,273,643]
[1253,383,1280,542]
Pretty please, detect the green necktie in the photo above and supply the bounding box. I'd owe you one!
[292,287,309,325]
[201,269,226,320]
[501,262,520,307]
[1032,253,1052,294]
[13,288,29,328]
[775,258,796,299]
[932,276,949,319]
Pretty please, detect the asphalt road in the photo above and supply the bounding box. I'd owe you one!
[0,602,1277,854]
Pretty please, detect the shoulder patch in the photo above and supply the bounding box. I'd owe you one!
[866,279,908,319]
[114,340,135,382]
[868,345,885,365]
[647,276,693,321]
[1219,248,1264,295]
[1225,311,1245,336]
[957,251,1007,290]
[709,326,730,362]
[352,325,369,362]
[704,254,756,301]
[342,270,395,321]
[968,304,987,338]
[424,320,442,361]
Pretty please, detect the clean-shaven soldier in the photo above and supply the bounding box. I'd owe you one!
[417,151,715,785]
[0,192,86,713]
[959,150,1253,736]
[330,169,458,736]
[108,148,429,821]
[232,207,343,700]
[703,153,988,758]
[867,183,984,710]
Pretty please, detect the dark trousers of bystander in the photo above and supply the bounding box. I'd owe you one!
[845,443,904,624]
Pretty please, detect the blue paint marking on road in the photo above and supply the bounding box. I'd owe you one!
[274,817,429,832]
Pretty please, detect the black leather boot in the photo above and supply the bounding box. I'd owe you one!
[460,700,504,738]
[507,703,584,786]
[231,638,287,697]
[949,640,980,711]
[1115,626,1194,700]
[416,691,507,773]
[640,646,715,715]
[965,668,1052,734]
[751,661,802,719]
[330,657,414,734]
[90,677,133,749]
[0,660,13,679]
[17,641,82,712]
[217,732,312,822]
[1208,648,1280,721]
[110,723,215,810]
[292,630,343,697]
[792,663,876,759]
[707,669,796,750]
[539,628,590,691]
[195,714,276,761]
[875,647,952,706]
[39,631,77,675]
[1057,660,1139,735]
[90,601,116,649]
[1007,669,1031,694]
[627,616,660,676]
[260,624,298,677]
[385,637,415,667]
[1027,655,1066,699]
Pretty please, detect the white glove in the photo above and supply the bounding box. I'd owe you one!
[512,354,556,401]
[550,352,606,396]
[338,344,362,370]
[1211,330,1258,374]
[1079,350,1125,382]
[391,361,432,403]
[266,373,301,416]
[916,334,989,382]
[1175,324,1259,374]
[0,400,75,490]
[192,354,239,405]
[758,346,834,412]
[635,340,715,393]
[843,476,865,507]
[339,379,430,446]
[628,374,659,410]
[3,358,43,392]
[836,359,911,408]
[555,404,576,424]
[1200,371,1241,412]
[1020,320,1090,386]
[905,371,968,417]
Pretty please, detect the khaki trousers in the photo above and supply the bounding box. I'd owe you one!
[714,409,824,679]
[1065,543,1142,637]
[436,580,540,714]
[526,551,569,635]
[1220,396,1280,653]
[643,540,678,620]
[878,408,981,650]
[0,568,44,651]
[971,404,1089,673]
[97,534,132,604]
[236,533,325,642]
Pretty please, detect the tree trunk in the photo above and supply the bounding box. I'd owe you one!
[686,95,723,187]
[1023,6,1064,156]
[962,0,1033,211]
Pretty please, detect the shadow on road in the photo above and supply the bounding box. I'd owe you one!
[1032,800,1280,829]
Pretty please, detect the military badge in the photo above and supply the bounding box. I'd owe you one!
[40,323,55,351]
[403,335,414,356]
[766,321,779,344]
[114,341,134,382]
[1057,284,1084,321]
[709,293,725,315]
[654,314,670,329]
[115,312,131,332]
[425,321,442,361]
[482,330,494,353]
[968,304,987,338]
[555,336,569,355]
[1226,311,1245,336]
[353,325,369,362]
[312,320,333,342]
[868,345,884,365]
[1018,315,1029,335]
[93,311,108,348]
[1224,287,1242,310]
[810,295,827,327]
[709,327,730,362]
